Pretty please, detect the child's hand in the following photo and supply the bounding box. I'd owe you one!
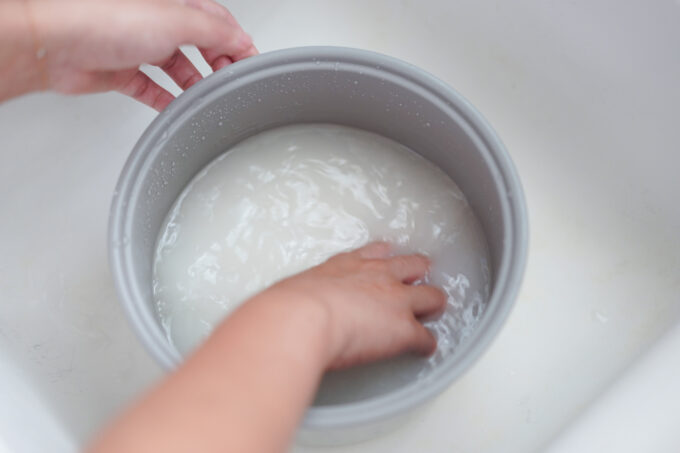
[89,243,446,453]
[269,242,446,370]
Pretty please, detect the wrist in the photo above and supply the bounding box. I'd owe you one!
[0,1,48,102]
[251,286,337,371]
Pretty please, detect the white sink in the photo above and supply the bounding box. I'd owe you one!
[547,321,680,452]
[0,350,75,453]
[1,1,678,451]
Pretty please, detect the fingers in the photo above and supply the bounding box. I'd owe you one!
[117,70,175,112]
[199,48,233,72]
[147,2,254,107]
[231,43,259,62]
[354,244,430,284]
[407,285,447,318]
[153,0,256,101]
[355,242,392,259]
[181,0,242,26]
[407,320,437,356]
[174,0,253,58]
[199,44,257,73]
[175,7,253,58]
[158,50,203,90]
[183,0,257,67]
[194,0,257,70]
[387,254,430,283]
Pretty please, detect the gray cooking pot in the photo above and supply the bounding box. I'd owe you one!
[108,46,528,444]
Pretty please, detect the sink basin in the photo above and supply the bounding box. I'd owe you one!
[0,0,678,451]
[0,348,75,453]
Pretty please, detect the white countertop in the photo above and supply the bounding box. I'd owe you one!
[1,1,679,452]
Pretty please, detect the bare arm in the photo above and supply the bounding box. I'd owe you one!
[88,243,446,452]
[1,5,445,450]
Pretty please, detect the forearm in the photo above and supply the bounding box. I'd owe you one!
[88,291,331,453]
[0,1,45,102]
[87,244,442,451]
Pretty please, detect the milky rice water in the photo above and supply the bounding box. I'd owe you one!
[153,123,490,403]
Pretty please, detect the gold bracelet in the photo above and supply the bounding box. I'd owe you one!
[23,0,49,90]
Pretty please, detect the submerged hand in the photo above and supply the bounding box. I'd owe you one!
[267,242,447,369]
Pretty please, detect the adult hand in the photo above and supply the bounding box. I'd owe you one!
[5,0,257,110]
[269,242,447,369]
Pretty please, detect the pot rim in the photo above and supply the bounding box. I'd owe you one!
[108,46,529,430]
